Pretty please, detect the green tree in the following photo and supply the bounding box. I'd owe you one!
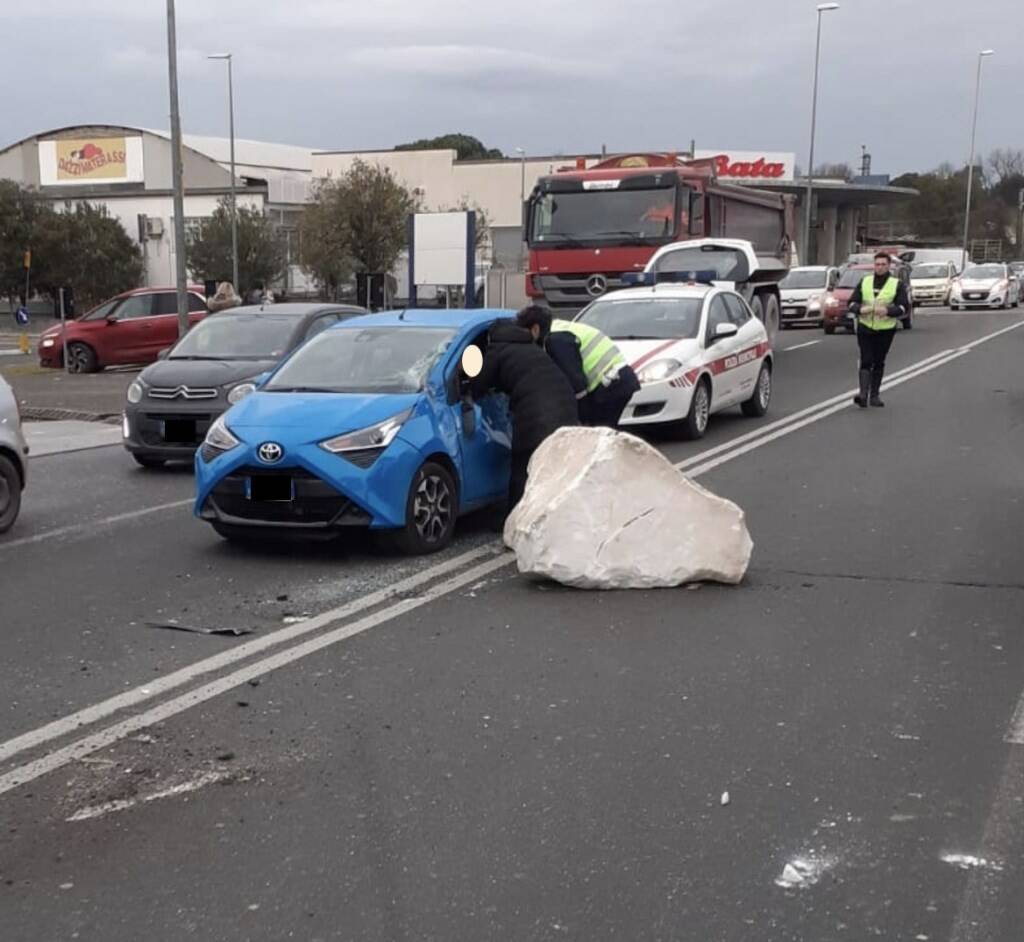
[300,160,419,296]
[396,134,503,161]
[0,180,53,309]
[32,201,144,310]
[186,199,286,296]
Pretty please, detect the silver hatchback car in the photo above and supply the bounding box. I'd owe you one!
[0,373,29,533]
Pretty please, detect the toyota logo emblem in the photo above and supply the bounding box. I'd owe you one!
[586,274,608,297]
[257,442,284,464]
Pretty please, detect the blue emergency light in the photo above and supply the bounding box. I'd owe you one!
[621,270,719,287]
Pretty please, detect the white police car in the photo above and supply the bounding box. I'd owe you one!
[574,273,772,439]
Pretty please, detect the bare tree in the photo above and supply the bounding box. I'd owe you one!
[988,148,1024,183]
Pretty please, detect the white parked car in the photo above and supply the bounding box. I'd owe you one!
[574,279,772,440]
[950,263,1021,310]
[910,261,957,306]
[778,266,838,328]
[0,372,29,533]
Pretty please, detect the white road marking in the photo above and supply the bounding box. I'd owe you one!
[1003,695,1024,745]
[66,770,232,822]
[0,541,504,766]
[0,499,193,552]
[0,552,514,797]
[780,340,821,352]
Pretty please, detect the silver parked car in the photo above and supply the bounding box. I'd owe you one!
[0,373,29,533]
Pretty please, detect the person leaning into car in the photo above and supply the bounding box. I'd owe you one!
[847,252,910,408]
[469,321,578,512]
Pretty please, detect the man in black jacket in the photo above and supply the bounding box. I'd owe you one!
[470,320,578,510]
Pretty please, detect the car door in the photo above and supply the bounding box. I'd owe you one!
[722,292,762,400]
[104,293,156,364]
[445,328,511,508]
[703,294,742,408]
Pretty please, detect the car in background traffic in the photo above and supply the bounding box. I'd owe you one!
[38,286,208,373]
[910,261,957,306]
[574,276,772,440]
[194,309,514,553]
[778,266,838,328]
[950,263,1020,310]
[0,372,29,534]
[823,262,914,333]
[1009,261,1024,280]
[123,303,366,469]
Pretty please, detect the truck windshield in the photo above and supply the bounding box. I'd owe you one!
[530,187,679,246]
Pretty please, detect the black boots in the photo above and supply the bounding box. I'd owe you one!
[869,370,885,407]
[853,369,870,408]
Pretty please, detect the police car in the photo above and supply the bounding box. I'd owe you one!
[574,272,772,439]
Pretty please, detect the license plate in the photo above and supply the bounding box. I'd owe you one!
[162,418,197,443]
[247,475,294,502]
[967,293,982,300]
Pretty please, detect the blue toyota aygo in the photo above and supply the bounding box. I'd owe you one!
[194,309,514,553]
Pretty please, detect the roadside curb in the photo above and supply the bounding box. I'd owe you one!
[21,406,121,425]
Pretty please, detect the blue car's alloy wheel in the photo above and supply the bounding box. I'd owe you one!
[395,462,457,555]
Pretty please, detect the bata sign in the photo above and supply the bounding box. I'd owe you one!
[695,149,796,183]
[38,136,145,187]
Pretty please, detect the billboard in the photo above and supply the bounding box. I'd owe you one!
[38,136,145,186]
[695,149,796,183]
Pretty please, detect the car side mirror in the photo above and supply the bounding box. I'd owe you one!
[712,322,739,342]
[253,371,272,388]
[105,314,118,324]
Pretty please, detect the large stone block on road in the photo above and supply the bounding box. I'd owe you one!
[504,427,752,589]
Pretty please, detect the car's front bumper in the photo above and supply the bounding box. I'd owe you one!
[953,294,1004,308]
[123,402,225,460]
[194,436,427,532]
[780,304,824,326]
[617,378,694,426]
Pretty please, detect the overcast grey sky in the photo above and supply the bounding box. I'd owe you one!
[0,0,1019,176]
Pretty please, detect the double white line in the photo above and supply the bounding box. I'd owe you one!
[1,319,1021,798]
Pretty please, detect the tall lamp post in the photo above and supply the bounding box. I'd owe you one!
[804,2,839,266]
[208,53,239,293]
[166,0,189,338]
[962,49,994,270]
[515,147,527,270]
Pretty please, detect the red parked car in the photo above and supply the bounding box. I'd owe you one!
[38,287,209,372]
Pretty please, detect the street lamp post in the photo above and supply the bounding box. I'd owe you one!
[962,50,994,270]
[804,2,839,266]
[515,147,526,271]
[165,0,190,338]
[208,53,239,293]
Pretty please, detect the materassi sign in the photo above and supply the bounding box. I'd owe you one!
[38,136,145,186]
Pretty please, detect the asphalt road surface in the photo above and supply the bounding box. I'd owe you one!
[2,309,1024,941]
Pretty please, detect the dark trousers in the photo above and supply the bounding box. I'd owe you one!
[508,451,530,512]
[581,367,641,428]
[857,325,896,381]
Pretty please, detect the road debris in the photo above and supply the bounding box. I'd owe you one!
[146,621,253,637]
[774,855,833,889]
[941,853,1004,872]
[720,791,730,806]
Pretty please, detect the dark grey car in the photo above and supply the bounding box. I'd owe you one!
[122,303,365,468]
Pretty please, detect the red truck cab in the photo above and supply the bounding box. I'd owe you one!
[525,153,794,330]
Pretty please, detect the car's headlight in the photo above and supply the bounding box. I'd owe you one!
[42,338,56,348]
[637,359,683,385]
[319,409,413,460]
[807,298,821,312]
[127,380,144,404]
[826,298,840,307]
[201,415,240,458]
[227,382,257,404]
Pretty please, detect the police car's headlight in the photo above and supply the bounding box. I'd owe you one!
[227,382,256,404]
[127,380,144,404]
[319,409,413,456]
[637,359,683,385]
[42,338,56,348]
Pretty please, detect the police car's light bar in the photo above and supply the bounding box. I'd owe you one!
[621,270,719,287]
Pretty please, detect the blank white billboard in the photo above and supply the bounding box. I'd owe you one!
[413,212,470,286]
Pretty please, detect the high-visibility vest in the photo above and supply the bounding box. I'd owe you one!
[552,319,627,393]
[858,276,900,331]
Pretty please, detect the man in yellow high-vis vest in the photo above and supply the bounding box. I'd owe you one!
[847,252,910,408]
[516,305,640,427]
